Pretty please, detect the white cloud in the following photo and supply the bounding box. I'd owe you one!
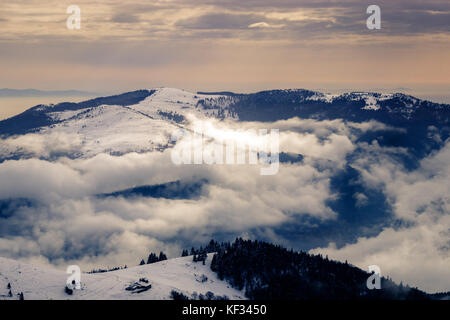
[312,140,450,292]
[1,115,448,293]
[0,116,353,269]
[0,132,83,159]
[248,22,284,29]
[353,192,368,207]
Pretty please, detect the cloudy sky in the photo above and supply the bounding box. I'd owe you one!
[0,0,449,98]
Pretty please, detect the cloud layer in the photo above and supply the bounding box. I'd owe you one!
[1,114,448,293]
[0,118,374,266]
[312,139,450,292]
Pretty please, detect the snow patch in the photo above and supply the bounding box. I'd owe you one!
[0,254,245,300]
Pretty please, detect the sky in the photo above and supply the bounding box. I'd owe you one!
[0,0,449,98]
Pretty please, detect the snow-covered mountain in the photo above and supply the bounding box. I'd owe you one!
[220,89,450,124]
[0,254,245,300]
[0,88,239,159]
[0,87,448,160]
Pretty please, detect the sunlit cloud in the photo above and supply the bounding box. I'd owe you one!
[248,22,285,29]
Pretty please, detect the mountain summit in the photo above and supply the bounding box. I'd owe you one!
[0,87,448,160]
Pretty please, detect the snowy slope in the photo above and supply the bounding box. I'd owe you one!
[1,87,448,160]
[0,88,237,158]
[131,87,237,120]
[0,254,245,300]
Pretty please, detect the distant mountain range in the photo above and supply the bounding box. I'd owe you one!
[1,87,449,133]
[0,88,96,97]
[0,87,448,159]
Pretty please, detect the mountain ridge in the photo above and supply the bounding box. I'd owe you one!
[0,88,96,97]
[0,88,97,97]
[1,87,449,136]
[1,87,448,161]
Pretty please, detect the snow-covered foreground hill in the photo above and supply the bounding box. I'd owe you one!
[0,254,245,300]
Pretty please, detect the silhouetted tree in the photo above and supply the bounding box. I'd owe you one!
[159,251,167,261]
[147,253,159,264]
[171,290,190,300]
[207,238,429,300]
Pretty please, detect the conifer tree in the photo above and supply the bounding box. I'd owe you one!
[159,251,168,261]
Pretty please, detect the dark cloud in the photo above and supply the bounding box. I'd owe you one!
[176,13,265,30]
[182,0,359,10]
[191,0,450,11]
[1,0,449,43]
[111,13,140,24]
[173,0,450,37]
[381,9,450,34]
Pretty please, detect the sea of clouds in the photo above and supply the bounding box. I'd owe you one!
[0,116,448,292]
